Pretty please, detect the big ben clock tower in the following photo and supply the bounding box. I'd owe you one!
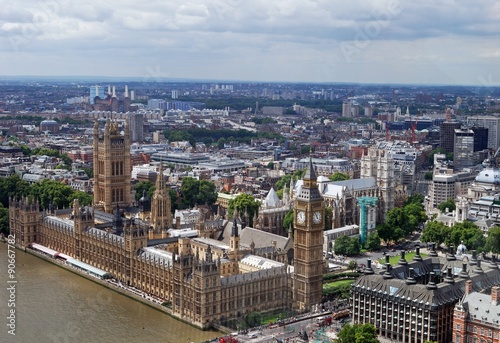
[293,154,325,311]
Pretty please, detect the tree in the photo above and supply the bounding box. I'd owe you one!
[228,193,260,227]
[29,179,75,210]
[283,210,294,233]
[421,220,450,246]
[324,206,333,230]
[377,223,404,246]
[486,226,500,254]
[72,191,93,206]
[180,177,217,209]
[275,169,305,191]
[0,203,8,236]
[403,202,427,232]
[334,235,361,256]
[447,221,485,252]
[386,207,412,236]
[438,199,456,213]
[82,167,93,179]
[347,260,358,271]
[335,323,379,343]
[134,181,156,202]
[196,180,217,206]
[329,172,350,182]
[404,193,424,207]
[365,231,381,251]
[300,145,312,154]
[0,174,30,208]
[244,312,262,328]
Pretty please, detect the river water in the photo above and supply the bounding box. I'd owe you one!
[0,242,220,343]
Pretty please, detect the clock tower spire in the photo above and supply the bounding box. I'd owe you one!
[293,153,325,312]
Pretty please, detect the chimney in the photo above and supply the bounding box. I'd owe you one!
[465,280,473,295]
[399,250,408,265]
[426,272,437,289]
[470,250,478,266]
[447,244,456,261]
[413,245,422,261]
[444,266,455,283]
[492,286,500,305]
[175,216,181,229]
[112,86,116,98]
[491,255,499,269]
[125,85,129,98]
[383,255,393,279]
[459,263,469,278]
[474,259,483,274]
[108,84,111,95]
[364,259,374,275]
[429,243,438,257]
[406,268,416,285]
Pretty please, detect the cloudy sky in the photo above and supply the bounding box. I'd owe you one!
[1,0,500,85]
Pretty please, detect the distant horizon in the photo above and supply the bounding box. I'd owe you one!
[1,74,498,89]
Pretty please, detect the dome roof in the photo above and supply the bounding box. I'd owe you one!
[475,168,500,184]
[40,119,58,125]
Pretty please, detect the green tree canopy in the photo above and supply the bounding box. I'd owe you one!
[347,260,358,271]
[329,172,350,182]
[377,223,404,246]
[283,210,294,233]
[334,235,361,256]
[180,177,217,209]
[275,169,306,191]
[29,179,76,209]
[404,202,427,232]
[386,207,412,235]
[324,206,333,230]
[447,221,485,252]
[72,191,93,206]
[405,193,424,206]
[438,199,456,213]
[0,203,8,235]
[486,226,500,254]
[421,220,450,246]
[134,181,155,201]
[0,174,30,208]
[365,231,381,251]
[228,193,260,227]
[335,323,380,343]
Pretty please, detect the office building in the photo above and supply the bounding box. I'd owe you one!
[129,113,144,142]
[467,116,500,150]
[352,246,500,343]
[472,127,488,152]
[454,129,474,169]
[440,121,462,153]
[453,283,500,343]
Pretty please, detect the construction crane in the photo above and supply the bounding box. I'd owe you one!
[483,146,500,168]
[411,117,418,143]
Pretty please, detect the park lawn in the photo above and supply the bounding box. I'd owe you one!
[261,311,287,325]
[379,252,428,265]
[323,279,355,291]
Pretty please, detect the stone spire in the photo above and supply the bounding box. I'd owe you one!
[151,162,173,231]
[303,149,317,181]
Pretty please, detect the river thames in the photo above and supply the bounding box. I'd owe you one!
[0,242,220,343]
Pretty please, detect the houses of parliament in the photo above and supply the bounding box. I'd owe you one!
[9,118,325,329]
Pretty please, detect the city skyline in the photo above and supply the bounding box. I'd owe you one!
[1,1,500,86]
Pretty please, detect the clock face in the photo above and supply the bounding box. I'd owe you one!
[313,211,322,224]
[297,211,306,224]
